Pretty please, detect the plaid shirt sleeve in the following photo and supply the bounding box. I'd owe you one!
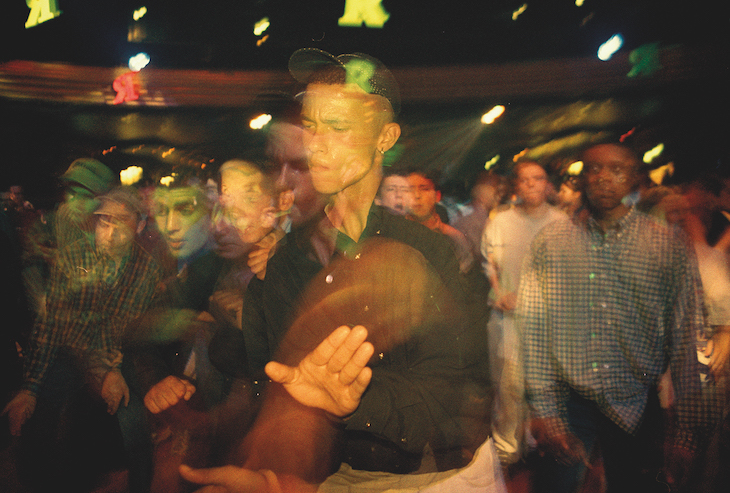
[518,233,570,436]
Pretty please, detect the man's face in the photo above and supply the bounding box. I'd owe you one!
[582,144,640,214]
[64,184,99,221]
[379,175,411,213]
[218,166,276,246]
[300,83,387,195]
[515,164,549,208]
[95,215,136,259]
[407,173,440,221]
[151,186,212,261]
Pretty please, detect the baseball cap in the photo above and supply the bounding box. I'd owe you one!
[94,186,144,228]
[62,158,116,196]
[288,48,401,116]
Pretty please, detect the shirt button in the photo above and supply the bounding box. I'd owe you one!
[326,274,334,284]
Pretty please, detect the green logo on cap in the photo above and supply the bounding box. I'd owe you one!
[345,59,376,94]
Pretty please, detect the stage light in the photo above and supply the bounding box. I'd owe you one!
[129,52,150,72]
[254,17,270,36]
[567,161,584,175]
[250,114,272,130]
[598,34,623,61]
[120,166,144,186]
[481,105,505,124]
[133,7,147,21]
[484,155,500,170]
[512,4,527,21]
[643,143,664,164]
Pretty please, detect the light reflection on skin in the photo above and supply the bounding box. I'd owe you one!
[151,186,213,263]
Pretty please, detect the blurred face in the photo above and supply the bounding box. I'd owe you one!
[659,194,690,226]
[152,187,211,261]
[379,175,411,213]
[515,163,549,208]
[558,182,581,210]
[407,173,440,221]
[64,184,99,221]
[218,164,277,245]
[300,83,389,195]
[582,144,640,215]
[95,215,136,260]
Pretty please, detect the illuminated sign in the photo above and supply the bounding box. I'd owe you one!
[338,0,390,28]
[112,72,139,105]
[25,0,62,29]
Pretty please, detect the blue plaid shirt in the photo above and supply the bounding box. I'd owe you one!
[518,207,715,449]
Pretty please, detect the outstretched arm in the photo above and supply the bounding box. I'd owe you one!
[265,325,374,418]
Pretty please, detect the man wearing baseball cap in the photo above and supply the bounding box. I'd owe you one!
[4,185,162,492]
[181,49,492,492]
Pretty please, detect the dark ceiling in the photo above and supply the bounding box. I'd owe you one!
[1,1,728,203]
[2,0,722,70]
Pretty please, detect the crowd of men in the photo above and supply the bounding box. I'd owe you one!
[1,48,728,493]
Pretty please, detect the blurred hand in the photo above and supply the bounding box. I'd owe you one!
[531,416,589,467]
[2,391,37,436]
[707,328,730,378]
[248,233,280,281]
[664,443,694,491]
[144,375,196,414]
[180,464,269,493]
[209,289,244,330]
[494,292,517,312]
[265,325,374,418]
[101,369,130,414]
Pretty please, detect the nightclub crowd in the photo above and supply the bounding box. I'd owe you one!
[1,48,728,493]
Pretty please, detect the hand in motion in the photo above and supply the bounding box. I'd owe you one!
[144,375,196,414]
[179,464,269,493]
[265,325,374,418]
[707,328,730,378]
[531,416,590,467]
[248,232,280,281]
[2,391,37,436]
[101,369,130,414]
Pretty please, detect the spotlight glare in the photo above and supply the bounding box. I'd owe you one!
[485,155,500,170]
[598,34,623,61]
[250,114,273,130]
[254,17,270,36]
[481,105,505,124]
[567,161,584,175]
[128,52,150,72]
[133,7,147,21]
[643,143,665,164]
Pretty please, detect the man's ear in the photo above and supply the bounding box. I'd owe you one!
[136,218,146,236]
[436,190,442,202]
[378,122,401,153]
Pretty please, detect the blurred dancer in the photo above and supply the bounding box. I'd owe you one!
[518,143,718,493]
[481,161,565,468]
[180,48,494,493]
[3,186,161,492]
